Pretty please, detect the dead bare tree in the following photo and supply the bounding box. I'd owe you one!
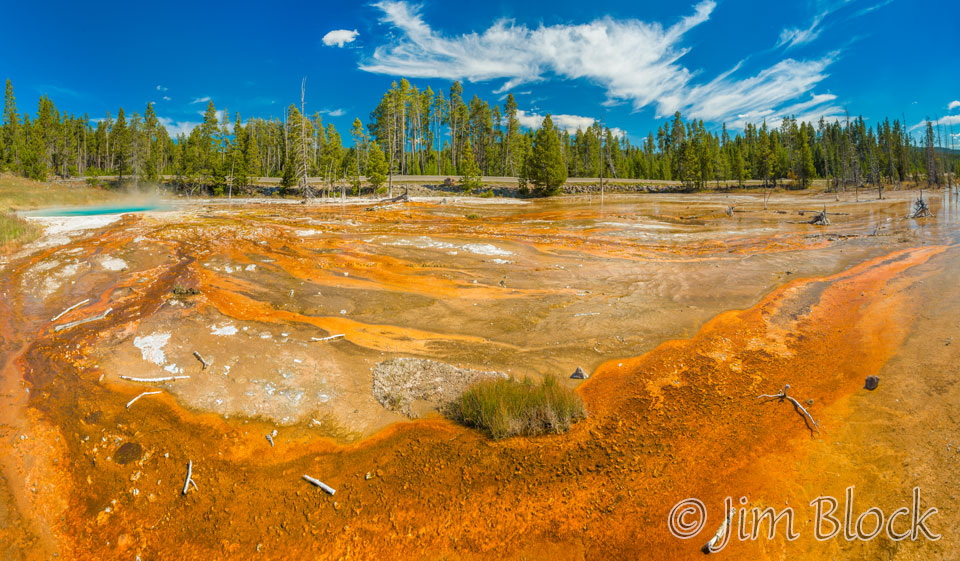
[299,78,312,202]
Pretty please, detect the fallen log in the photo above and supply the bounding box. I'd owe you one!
[126,390,162,408]
[51,298,90,322]
[120,375,190,383]
[302,475,336,495]
[807,206,830,226]
[379,187,409,204]
[54,307,113,332]
[311,334,345,343]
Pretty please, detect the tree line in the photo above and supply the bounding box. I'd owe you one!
[1,78,957,196]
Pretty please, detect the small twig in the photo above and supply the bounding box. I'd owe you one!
[310,334,345,342]
[126,390,162,408]
[120,375,190,383]
[758,384,821,434]
[54,307,112,332]
[265,434,275,447]
[51,298,90,322]
[182,460,197,495]
[702,507,735,554]
[302,475,336,495]
[192,351,210,370]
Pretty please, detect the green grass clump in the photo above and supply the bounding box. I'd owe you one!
[0,212,40,247]
[449,375,586,439]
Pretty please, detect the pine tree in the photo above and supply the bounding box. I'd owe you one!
[459,137,482,192]
[526,114,567,196]
[797,129,816,188]
[2,79,20,170]
[231,113,248,195]
[366,141,388,191]
[112,108,129,183]
[351,117,365,192]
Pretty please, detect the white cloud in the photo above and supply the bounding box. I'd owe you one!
[195,109,229,122]
[361,1,840,127]
[319,108,346,117]
[778,12,826,49]
[158,117,201,137]
[322,29,359,47]
[855,0,895,17]
[162,95,172,101]
[515,110,626,137]
[949,100,960,111]
[910,114,960,132]
[190,96,212,104]
[156,85,168,92]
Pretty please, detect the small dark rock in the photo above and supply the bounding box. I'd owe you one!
[114,442,143,465]
[864,376,880,391]
[570,366,589,380]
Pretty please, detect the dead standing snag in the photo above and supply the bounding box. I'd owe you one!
[757,384,821,434]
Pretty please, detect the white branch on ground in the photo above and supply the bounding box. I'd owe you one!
[120,375,190,383]
[51,298,90,322]
[758,383,821,434]
[126,390,162,408]
[302,475,336,495]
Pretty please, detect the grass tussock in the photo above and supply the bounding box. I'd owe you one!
[449,375,586,439]
[0,212,40,248]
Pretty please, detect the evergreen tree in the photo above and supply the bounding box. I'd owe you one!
[459,137,482,192]
[351,117,365,191]
[231,113,248,194]
[797,128,816,188]
[3,79,20,170]
[366,141,388,191]
[525,114,567,196]
[112,108,129,182]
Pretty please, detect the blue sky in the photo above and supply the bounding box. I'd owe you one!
[2,0,958,144]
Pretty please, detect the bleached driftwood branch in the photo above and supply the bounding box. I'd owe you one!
[310,334,345,343]
[51,298,90,322]
[126,390,162,408]
[192,351,210,370]
[702,507,735,554]
[182,460,198,495]
[265,434,275,447]
[758,383,821,434]
[302,475,336,495]
[54,307,112,332]
[120,375,190,383]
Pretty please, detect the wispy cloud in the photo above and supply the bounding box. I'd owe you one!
[854,0,895,17]
[949,100,960,111]
[190,96,212,104]
[156,85,168,92]
[162,95,172,101]
[778,12,827,49]
[323,29,359,47]
[361,1,841,126]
